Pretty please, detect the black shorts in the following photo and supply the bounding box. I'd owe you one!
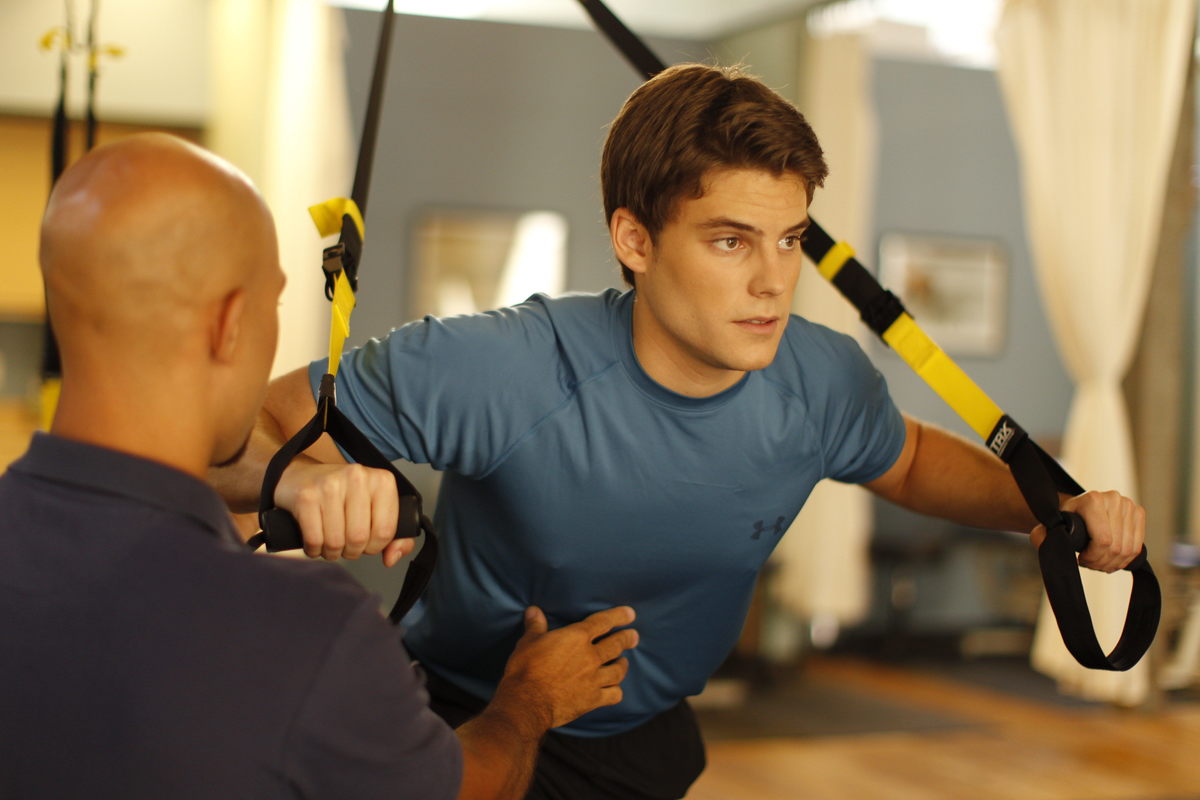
[422,667,707,800]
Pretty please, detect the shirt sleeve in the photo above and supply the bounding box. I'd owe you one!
[283,597,462,800]
[310,299,570,478]
[817,332,907,484]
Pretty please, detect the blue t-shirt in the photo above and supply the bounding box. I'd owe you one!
[311,289,905,737]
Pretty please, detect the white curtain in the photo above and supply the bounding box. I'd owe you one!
[772,31,879,633]
[208,0,354,377]
[995,0,1195,705]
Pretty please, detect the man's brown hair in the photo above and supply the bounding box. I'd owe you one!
[601,63,828,286]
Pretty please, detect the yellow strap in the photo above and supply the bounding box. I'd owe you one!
[881,313,1003,440]
[309,197,365,240]
[327,271,356,375]
[816,241,855,281]
[39,378,61,432]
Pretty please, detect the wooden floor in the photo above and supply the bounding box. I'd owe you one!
[688,657,1200,800]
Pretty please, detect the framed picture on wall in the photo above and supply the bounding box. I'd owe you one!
[878,232,1008,357]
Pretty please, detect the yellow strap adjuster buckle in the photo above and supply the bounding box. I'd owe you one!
[309,197,365,374]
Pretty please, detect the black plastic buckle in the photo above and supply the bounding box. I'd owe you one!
[322,243,345,301]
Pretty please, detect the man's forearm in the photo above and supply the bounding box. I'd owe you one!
[873,419,1039,532]
[208,412,293,514]
[454,686,551,800]
[210,367,328,514]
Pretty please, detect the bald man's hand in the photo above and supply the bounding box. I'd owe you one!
[275,460,411,566]
[500,606,638,728]
[454,606,638,800]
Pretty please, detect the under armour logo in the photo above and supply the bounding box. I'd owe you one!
[752,516,787,540]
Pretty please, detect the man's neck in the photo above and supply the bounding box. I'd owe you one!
[51,379,211,479]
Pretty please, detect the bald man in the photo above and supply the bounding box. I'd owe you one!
[0,133,637,800]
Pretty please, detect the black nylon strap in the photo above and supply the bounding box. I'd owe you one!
[992,416,1157,670]
[576,0,662,80]
[252,0,437,624]
[580,0,1160,672]
[85,0,99,151]
[42,7,72,385]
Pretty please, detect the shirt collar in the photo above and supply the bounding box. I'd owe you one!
[8,432,243,546]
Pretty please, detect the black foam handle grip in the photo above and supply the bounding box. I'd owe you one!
[256,492,420,554]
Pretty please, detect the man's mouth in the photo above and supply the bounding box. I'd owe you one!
[735,317,779,333]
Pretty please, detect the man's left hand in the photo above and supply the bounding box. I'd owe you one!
[1029,490,1146,572]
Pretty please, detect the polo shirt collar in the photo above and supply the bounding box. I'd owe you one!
[9,432,243,546]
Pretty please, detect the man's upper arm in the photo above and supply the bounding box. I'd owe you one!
[263,367,347,464]
[863,414,917,502]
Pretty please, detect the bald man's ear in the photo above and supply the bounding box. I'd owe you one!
[610,208,653,278]
[212,288,246,364]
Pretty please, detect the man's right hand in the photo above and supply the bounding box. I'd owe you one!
[494,605,638,730]
[454,607,638,800]
[276,459,409,566]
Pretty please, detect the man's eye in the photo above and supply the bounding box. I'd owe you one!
[714,237,741,252]
[779,235,802,250]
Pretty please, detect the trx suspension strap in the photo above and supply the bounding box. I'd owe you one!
[250,0,437,625]
[84,0,100,152]
[37,5,74,430]
[38,1,121,429]
[577,0,1161,671]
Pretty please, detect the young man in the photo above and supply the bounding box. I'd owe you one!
[0,133,638,800]
[215,65,1145,799]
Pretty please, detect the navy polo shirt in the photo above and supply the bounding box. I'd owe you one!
[0,433,460,799]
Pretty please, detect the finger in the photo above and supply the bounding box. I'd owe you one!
[593,686,623,709]
[1101,497,1127,572]
[524,606,548,635]
[342,470,371,560]
[578,606,636,639]
[1113,500,1144,569]
[1128,504,1147,566]
[320,483,345,561]
[595,658,630,688]
[1029,524,1047,549]
[295,496,325,560]
[369,473,400,556]
[594,628,639,664]
[1080,509,1117,573]
[382,537,413,568]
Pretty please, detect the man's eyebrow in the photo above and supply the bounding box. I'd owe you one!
[695,217,812,235]
[696,217,761,234]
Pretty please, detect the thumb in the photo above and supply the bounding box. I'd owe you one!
[1030,524,1047,549]
[524,606,548,635]
[382,537,414,568]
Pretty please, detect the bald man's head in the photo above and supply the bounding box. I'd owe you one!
[40,133,285,467]
[41,133,277,352]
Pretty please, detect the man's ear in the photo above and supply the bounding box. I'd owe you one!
[610,208,653,277]
[211,288,246,364]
